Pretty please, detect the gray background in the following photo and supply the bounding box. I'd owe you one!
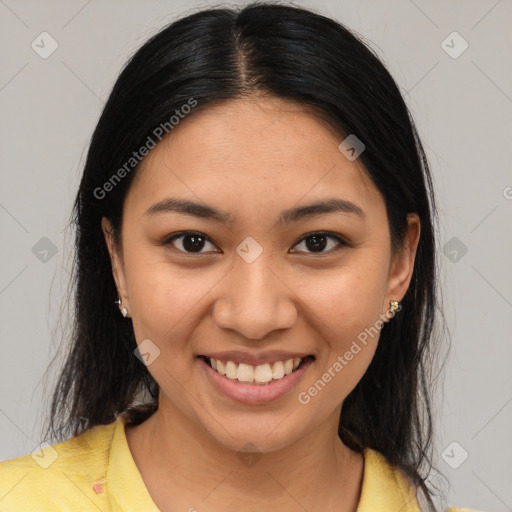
[1,0,511,511]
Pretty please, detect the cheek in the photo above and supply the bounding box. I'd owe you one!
[292,260,388,396]
[125,255,218,344]
[294,259,389,338]
[297,275,383,410]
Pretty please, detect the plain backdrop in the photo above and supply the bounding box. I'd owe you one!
[1,1,511,511]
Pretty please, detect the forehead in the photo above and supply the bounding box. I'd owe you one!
[124,97,384,221]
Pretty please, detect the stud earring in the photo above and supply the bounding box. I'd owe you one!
[389,300,400,313]
[115,298,130,318]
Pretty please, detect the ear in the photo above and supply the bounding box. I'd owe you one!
[101,217,131,313]
[384,213,421,311]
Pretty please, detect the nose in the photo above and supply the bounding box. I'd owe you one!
[212,257,297,340]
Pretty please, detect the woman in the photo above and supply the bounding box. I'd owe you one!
[0,3,478,511]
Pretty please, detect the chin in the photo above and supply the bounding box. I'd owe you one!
[199,412,308,456]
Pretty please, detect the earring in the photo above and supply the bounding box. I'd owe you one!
[115,298,130,318]
[389,300,400,313]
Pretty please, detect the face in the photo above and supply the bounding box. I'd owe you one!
[102,96,420,453]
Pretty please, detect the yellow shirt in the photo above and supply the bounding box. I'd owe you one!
[0,413,478,511]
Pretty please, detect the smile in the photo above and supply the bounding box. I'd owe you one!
[199,355,313,385]
[197,355,315,405]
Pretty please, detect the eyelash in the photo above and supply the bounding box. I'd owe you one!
[163,230,349,256]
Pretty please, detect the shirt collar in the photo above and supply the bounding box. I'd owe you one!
[357,448,421,511]
[108,414,160,512]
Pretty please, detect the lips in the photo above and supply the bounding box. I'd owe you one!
[197,354,315,404]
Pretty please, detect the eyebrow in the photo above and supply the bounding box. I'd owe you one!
[144,197,366,224]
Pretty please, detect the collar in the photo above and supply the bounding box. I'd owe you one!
[108,414,160,512]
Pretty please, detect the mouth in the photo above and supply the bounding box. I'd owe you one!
[196,354,315,405]
[197,355,315,385]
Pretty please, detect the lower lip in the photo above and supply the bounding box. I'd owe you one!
[197,356,314,405]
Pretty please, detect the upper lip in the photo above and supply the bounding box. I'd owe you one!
[198,350,314,366]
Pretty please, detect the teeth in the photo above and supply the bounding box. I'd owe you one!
[225,361,238,380]
[283,359,294,375]
[207,357,306,384]
[237,363,254,383]
[271,361,284,379]
[254,363,273,383]
[216,360,226,376]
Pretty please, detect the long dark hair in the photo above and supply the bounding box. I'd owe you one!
[41,2,449,509]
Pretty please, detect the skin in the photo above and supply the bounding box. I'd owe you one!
[102,96,421,512]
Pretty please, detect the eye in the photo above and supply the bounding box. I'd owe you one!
[164,231,219,254]
[163,230,348,255]
[291,231,348,255]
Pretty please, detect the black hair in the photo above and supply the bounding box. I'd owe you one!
[42,3,450,510]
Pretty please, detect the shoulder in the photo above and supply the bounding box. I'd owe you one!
[0,419,118,511]
[361,447,420,507]
[361,449,481,512]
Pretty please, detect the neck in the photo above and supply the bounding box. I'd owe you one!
[125,398,364,512]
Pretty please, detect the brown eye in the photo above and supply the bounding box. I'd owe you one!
[165,231,218,254]
[163,230,348,256]
[291,232,348,255]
